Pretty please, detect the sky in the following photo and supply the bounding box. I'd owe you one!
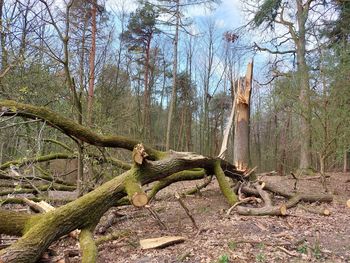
[107,0,245,30]
[105,0,269,91]
[186,0,244,29]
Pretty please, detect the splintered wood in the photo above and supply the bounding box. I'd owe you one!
[139,236,185,249]
[132,144,148,165]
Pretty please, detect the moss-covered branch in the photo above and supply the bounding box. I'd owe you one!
[148,169,207,200]
[0,100,244,263]
[43,138,74,153]
[0,153,75,170]
[124,170,148,207]
[0,100,163,159]
[214,160,238,205]
[0,183,76,196]
[0,209,37,236]
[0,151,238,263]
[79,228,97,263]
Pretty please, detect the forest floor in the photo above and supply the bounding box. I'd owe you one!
[93,172,350,263]
[2,172,350,263]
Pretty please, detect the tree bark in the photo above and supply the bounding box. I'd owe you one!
[87,0,97,125]
[296,0,311,170]
[165,0,180,151]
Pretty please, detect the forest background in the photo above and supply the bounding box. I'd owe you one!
[0,0,349,184]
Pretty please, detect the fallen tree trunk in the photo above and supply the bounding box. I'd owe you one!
[0,100,332,262]
[0,147,241,263]
[235,182,333,216]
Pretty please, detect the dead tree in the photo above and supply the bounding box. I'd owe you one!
[234,61,253,172]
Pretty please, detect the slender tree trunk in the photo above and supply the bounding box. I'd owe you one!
[278,113,290,175]
[165,0,180,151]
[143,38,152,140]
[0,0,7,69]
[344,149,348,173]
[87,0,97,125]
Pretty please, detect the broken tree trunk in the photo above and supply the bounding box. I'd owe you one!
[0,99,244,263]
[233,61,253,172]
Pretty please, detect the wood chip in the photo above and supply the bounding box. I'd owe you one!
[280,204,287,215]
[140,236,185,249]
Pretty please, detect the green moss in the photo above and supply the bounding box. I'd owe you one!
[214,160,238,205]
[79,229,97,263]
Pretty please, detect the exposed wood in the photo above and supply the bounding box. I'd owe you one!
[218,84,237,159]
[124,175,148,207]
[347,199,350,208]
[132,144,148,165]
[139,236,185,249]
[234,61,253,171]
[298,205,330,216]
[280,204,287,215]
[244,166,257,177]
[22,198,54,213]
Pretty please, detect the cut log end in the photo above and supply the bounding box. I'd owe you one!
[280,204,287,215]
[323,208,330,216]
[132,192,148,207]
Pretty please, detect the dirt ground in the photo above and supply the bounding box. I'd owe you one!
[2,172,350,263]
[95,172,350,263]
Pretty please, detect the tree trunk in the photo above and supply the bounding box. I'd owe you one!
[0,0,7,69]
[296,0,311,170]
[233,62,253,171]
[165,0,180,151]
[344,149,348,173]
[143,38,152,141]
[87,0,97,125]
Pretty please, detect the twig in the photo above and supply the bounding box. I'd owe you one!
[226,197,261,216]
[146,205,168,231]
[175,192,199,230]
[276,246,298,257]
[244,166,257,177]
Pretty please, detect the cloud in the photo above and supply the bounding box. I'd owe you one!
[215,19,226,28]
